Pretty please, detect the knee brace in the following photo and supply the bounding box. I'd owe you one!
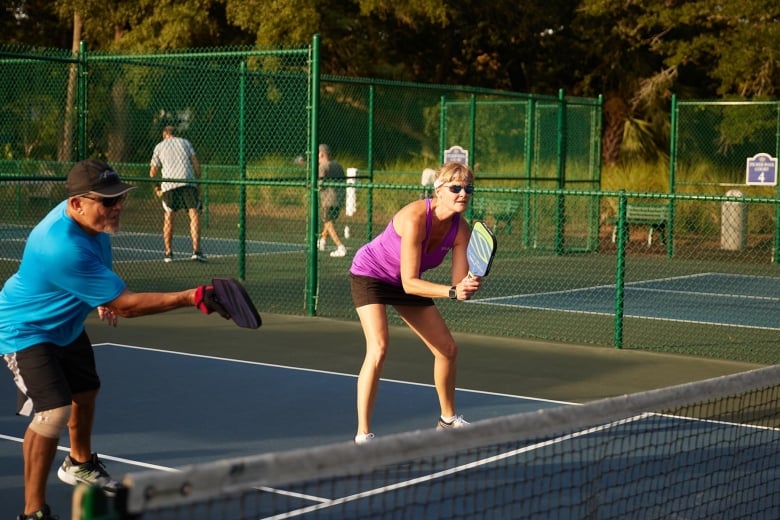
[29,405,71,439]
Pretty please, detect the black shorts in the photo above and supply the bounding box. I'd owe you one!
[162,185,201,212]
[321,205,341,222]
[4,330,100,416]
[351,274,435,307]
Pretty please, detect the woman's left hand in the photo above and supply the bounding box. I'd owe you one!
[457,275,481,300]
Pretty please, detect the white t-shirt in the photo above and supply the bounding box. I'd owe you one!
[150,137,197,192]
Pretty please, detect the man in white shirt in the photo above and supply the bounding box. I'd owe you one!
[150,125,205,262]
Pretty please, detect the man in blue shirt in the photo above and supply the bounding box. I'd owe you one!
[0,159,222,520]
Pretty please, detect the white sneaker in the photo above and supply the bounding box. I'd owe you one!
[317,238,326,251]
[330,245,347,257]
[57,453,122,497]
[436,415,469,431]
[354,433,374,444]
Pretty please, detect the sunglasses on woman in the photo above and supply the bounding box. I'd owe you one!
[446,184,474,194]
[80,193,127,208]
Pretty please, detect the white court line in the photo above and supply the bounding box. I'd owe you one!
[0,343,569,512]
[260,407,780,519]
[476,272,780,303]
[471,299,780,332]
[102,343,574,406]
[260,414,653,519]
[1,229,307,263]
[628,285,780,302]
[470,272,780,331]
[0,433,179,473]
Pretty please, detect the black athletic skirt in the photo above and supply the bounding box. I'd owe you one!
[350,274,434,307]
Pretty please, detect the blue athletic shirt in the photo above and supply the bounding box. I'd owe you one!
[0,200,126,354]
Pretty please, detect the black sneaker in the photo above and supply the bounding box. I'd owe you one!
[17,504,58,520]
[191,251,207,262]
[57,453,122,497]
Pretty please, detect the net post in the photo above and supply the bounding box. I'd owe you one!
[71,484,121,520]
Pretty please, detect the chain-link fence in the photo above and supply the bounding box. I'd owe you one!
[671,97,780,193]
[4,43,777,365]
[670,97,780,267]
[3,176,778,364]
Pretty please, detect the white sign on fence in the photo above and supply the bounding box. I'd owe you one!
[444,145,468,165]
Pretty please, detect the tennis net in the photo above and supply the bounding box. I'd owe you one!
[74,364,780,519]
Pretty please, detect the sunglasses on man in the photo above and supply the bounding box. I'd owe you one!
[80,193,127,208]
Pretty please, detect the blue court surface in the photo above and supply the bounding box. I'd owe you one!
[0,344,562,517]
[238,412,780,519]
[0,226,305,263]
[2,344,776,518]
[476,272,780,330]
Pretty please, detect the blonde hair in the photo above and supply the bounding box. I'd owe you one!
[433,161,474,189]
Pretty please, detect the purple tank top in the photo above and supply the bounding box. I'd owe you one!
[350,199,460,285]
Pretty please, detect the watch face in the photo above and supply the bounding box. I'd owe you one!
[449,287,457,299]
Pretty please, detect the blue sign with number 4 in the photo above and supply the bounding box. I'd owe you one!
[746,153,777,186]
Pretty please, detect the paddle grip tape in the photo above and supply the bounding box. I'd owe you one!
[194,285,214,315]
[30,405,71,438]
[194,284,230,319]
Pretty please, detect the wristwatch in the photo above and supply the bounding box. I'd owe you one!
[449,286,457,300]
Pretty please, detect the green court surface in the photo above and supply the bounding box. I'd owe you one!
[85,309,763,404]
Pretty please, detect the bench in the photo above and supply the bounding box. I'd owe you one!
[610,203,668,246]
[472,196,520,233]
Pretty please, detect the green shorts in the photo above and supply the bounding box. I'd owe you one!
[162,185,201,212]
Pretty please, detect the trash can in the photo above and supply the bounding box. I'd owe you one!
[721,189,747,250]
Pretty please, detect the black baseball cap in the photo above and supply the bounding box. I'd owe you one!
[66,158,136,197]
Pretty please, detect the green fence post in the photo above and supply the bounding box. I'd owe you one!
[468,94,476,168]
[775,102,780,265]
[237,60,247,281]
[591,95,604,252]
[554,89,567,255]
[306,34,321,316]
[613,191,627,349]
[202,165,209,229]
[367,85,375,240]
[523,98,535,249]
[439,96,446,163]
[78,40,87,160]
[668,94,678,259]
[467,94,476,221]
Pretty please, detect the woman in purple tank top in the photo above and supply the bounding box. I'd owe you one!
[349,162,483,444]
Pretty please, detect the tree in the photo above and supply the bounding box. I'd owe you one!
[223,0,578,91]
[575,0,780,165]
[6,0,778,165]
[0,0,68,48]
